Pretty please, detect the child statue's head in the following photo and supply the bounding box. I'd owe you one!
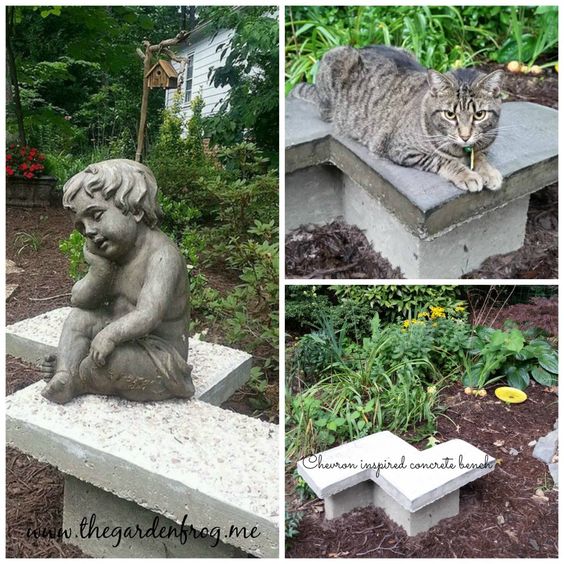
[63,159,163,228]
[63,159,163,260]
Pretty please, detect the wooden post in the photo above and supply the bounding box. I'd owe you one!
[135,43,152,162]
[135,31,190,163]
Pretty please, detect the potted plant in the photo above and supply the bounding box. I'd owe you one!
[6,144,57,207]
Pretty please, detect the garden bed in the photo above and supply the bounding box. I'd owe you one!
[285,286,558,558]
[286,382,558,558]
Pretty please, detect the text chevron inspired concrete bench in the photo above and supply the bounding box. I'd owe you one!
[298,431,495,536]
[6,309,278,558]
[286,98,558,278]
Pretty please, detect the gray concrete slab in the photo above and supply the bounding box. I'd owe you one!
[6,307,252,406]
[285,97,557,239]
[63,475,247,557]
[6,382,279,557]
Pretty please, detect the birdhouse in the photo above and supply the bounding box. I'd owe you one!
[146,60,178,90]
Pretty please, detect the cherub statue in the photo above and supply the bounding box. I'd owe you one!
[41,159,195,403]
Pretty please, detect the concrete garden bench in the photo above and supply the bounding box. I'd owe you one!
[297,430,495,536]
[286,98,558,278]
[6,308,278,557]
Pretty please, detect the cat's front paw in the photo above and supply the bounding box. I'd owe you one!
[452,170,483,192]
[479,166,503,191]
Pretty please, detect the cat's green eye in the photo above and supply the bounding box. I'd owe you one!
[474,110,487,121]
[443,110,456,121]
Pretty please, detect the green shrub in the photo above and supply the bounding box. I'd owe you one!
[285,6,558,93]
[147,94,218,216]
[285,285,465,335]
[462,324,558,391]
[285,286,333,331]
[286,309,470,459]
[285,510,304,541]
[59,229,86,280]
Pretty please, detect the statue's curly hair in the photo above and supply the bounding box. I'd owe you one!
[62,159,163,228]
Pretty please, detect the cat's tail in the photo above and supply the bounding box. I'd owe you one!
[288,82,320,105]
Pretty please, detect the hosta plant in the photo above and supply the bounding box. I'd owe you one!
[462,325,557,391]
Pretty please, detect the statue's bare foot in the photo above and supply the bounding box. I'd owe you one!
[38,354,57,380]
[41,371,79,404]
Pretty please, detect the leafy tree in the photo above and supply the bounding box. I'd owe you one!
[7,6,183,156]
[199,6,279,156]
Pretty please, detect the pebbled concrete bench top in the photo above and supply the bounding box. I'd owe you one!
[6,307,251,406]
[7,382,278,557]
[298,431,495,512]
[286,98,558,236]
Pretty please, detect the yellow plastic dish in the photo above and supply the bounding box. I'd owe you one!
[495,386,527,404]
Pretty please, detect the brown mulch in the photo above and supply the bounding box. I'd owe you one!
[286,220,403,279]
[285,67,557,280]
[7,206,74,324]
[469,295,559,337]
[286,383,558,558]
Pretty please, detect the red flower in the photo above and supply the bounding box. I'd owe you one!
[24,172,34,179]
[19,163,28,171]
[6,154,12,161]
[6,166,14,176]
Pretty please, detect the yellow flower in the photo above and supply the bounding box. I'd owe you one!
[427,385,437,395]
[403,319,411,328]
[417,311,428,318]
[455,305,465,312]
[430,306,446,319]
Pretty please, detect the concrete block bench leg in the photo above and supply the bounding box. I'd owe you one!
[324,483,459,535]
[373,487,459,537]
[324,481,375,520]
[63,475,246,558]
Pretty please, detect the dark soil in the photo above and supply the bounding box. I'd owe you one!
[5,205,274,557]
[286,383,558,558]
[285,67,557,280]
[487,63,558,110]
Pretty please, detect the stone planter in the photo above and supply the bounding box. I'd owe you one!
[6,175,57,207]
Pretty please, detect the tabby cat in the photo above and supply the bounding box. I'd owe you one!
[290,45,504,192]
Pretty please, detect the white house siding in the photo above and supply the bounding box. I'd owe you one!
[165,28,233,119]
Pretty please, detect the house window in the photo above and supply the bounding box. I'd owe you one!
[184,54,194,103]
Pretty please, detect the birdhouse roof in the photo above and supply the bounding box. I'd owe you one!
[145,59,178,79]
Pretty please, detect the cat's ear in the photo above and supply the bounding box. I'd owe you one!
[476,70,504,97]
[427,70,455,96]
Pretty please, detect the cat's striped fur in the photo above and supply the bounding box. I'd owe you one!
[290,45,504,192]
